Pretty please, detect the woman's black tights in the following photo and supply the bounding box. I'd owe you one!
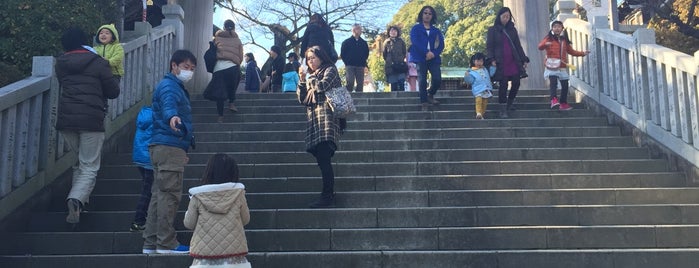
[313,141,335,197]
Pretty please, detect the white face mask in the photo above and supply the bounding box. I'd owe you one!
[176,70,194,82]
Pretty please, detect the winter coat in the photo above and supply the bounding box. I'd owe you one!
[464,66,497,97]
[300,23,335,58]
[282,71,299,92]
[150,73,194,152]
[132,106,153,169]
[184,182,250,259]
[537,33,586,68]
[296,64,342,153]
[244,60,260,92]
[262,55,285,86]
[214,30,243,65]
[486,23,530,79]
[340,36,369,67]
[55,49,121,132]
[383,37,407,75]
[93,24,125,77]
[408,23,444,64]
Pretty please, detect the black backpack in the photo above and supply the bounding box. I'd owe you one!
[204,41,217,73]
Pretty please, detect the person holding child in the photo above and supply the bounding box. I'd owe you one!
[464,53,497,120]
[93,24,124,82]
[538,20,590,111]
[184,153,251,268]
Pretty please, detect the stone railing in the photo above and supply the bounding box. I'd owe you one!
[563,15,699,168]
[0,23,175,220]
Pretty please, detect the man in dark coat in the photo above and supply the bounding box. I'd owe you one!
[261,45,285,92]
[55,27,121,224]
[340,24,369,92]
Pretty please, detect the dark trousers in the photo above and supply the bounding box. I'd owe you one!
[548,76,570,104]
[391,79,405,92]
[417,60,441,103]
[497,75,521,105]
[312,141,335,197]
[133,166,154,224]
[210,66,241,115]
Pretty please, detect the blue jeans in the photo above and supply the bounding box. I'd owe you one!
[416,60,441,103]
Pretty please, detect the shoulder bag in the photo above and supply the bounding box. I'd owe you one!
[324,86,356,118]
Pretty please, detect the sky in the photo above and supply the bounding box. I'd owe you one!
[212,3,400,67]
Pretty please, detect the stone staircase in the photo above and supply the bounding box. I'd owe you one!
[3,90,699,268]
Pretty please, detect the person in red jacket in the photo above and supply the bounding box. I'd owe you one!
[538,20,590,111]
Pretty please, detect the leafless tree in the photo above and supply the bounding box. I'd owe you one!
[214,0,400,54]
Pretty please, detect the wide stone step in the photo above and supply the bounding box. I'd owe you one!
[102,147,650,167]
[192,108,595,122]
[48,187,699,211]
[192,117,608,132]
[103,137,637,164]
[4,225,699,255]
[191,101,583,113]
[194,127,622,141]
[97,159,670,179]
[4,249,699,268]
[26,204,699,232]
[92,173,687,195]
[191,95,560,107]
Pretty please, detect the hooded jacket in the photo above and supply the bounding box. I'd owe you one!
[184,182,250,259]
[55,49,121,132]
[214,29,243,65]
[132,106,153,169]
[93,24,125,76]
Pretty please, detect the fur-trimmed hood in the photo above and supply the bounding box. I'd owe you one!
[188,182,245,214]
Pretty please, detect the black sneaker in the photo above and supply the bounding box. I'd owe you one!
[309,194,335,208]
[130,222,146,232]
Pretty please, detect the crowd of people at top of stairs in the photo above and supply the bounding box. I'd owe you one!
[51,5,589,267]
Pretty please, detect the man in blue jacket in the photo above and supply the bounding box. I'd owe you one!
[340,24,369,92]
[142,50,196,254]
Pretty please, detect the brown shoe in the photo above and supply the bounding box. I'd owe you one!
[421,102,431,111]
[228,103,238,112]
[428,94,440,105]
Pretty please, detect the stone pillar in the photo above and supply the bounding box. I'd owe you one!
[556,0,578,21]
[161,4,185,50]
[181,0,214,93]
[504,0,549,89]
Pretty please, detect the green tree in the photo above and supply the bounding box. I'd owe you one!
[0,0,120,84]
[366,0,500,82]
[647,0,699,54]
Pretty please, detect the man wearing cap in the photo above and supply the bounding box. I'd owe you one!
[340,24,369,92]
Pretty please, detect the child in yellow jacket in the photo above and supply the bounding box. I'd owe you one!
[93,24,125,81]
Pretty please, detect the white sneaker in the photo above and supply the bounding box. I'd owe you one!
[142,248,156,254]
[155,245,189,254]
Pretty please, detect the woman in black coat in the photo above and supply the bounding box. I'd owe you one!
[300,13,336,63]
[297,46,344,208]
[486,7,530,118]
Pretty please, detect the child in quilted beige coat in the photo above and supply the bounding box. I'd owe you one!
[184,153,251,268]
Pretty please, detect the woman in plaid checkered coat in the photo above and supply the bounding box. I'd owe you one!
[297,46,345,208]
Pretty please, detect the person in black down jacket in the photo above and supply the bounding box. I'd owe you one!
[300,13,336,63]
[55,27,121,224]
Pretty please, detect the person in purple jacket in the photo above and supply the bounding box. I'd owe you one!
[409,5,445,111]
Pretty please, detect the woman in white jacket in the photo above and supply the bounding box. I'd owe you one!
[184,153,250,268]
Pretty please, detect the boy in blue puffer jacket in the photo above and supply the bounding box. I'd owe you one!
[464,52,496,119]
[130,106,153,232]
